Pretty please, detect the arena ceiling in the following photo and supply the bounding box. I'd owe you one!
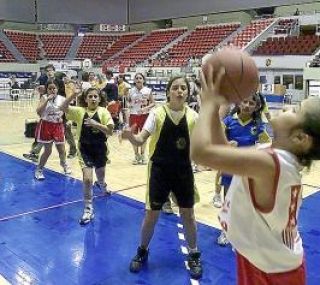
[0,0,318,24]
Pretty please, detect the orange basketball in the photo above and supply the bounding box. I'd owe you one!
[202,47,259,103]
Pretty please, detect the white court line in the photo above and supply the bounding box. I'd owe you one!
[0,199,83,222]
[0,274,11,285]
[178,224,201,284]
[178,233,185,240]
[180,245,188,255]
[190,279,200,285]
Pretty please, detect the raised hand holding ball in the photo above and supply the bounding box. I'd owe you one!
[202,47,259,103]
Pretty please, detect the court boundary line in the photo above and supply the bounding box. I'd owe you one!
[0,183,146,222]
[0,151,319,228]
[0,274,11,285]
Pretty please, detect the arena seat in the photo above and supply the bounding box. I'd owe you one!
[39,33,74,60]
[76,34,119,60]
[0,41,15,62]
[159,23,240,67]
[107,28,187,67]
[4,30,37,62]
[253,34,320,55]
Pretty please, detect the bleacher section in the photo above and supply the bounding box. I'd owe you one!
[157,24,240,67]
[273,18,298,35]
[76,34,118,60]
[107,28,187,67]
[228,19,274,48]
[0,41,15,62]
[39,33,74,60]
[0,15,319,66]
[253,35,320,55]
[100,33,144,62]
[4,30,37,62]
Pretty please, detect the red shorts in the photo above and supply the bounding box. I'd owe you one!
[129,114,148,134]
[237,252,306,285]
[36,120,65,144]
[107,102,121,119]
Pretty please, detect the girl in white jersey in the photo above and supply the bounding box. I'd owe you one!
[128,73,155,164]
[191,67,320,285]
[34,80,72,180]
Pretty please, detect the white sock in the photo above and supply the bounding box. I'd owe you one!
[188,247,198,254]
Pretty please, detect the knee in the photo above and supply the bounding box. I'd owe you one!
[180,208,195,221]
[83,177,93,187]
[44,147,52,156]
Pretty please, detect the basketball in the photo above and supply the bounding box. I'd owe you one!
[202,47,259,103]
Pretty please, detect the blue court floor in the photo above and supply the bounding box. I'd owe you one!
[0,152,319,285]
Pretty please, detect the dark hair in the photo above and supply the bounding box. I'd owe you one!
[231,93,263,116]
[44,64,55,72]
[45,79,59,91]
[105,70,113,77]
[82,72,89,82]
[77,87,106,107]
[134,73,146,85]
[55,72,66,81]
[297,97,320,167]
[118,74,129,84]
[229,92,264,139]
[165,75,190,102]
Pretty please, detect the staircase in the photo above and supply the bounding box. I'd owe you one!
[65,35,83,60]
[108,33,148,61]
[245,19,279,54]
[149,28,191,61]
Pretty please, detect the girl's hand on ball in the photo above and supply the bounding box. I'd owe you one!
[200,66,227,106]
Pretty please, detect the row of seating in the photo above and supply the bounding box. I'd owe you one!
[107,28,187,66]
[1,18,320,65]
[158,24,240,66]
[76,34,118,60]
[227,19,274,48]
[253,35,320,55]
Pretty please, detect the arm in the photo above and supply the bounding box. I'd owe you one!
[83,119,114,136]
[121,128,150,146]
[141,91,155,114]
[36,94,53,116]
[190,67,275,181]
[60,83,81,112]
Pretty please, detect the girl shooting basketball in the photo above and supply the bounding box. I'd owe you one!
[191,66,320,285]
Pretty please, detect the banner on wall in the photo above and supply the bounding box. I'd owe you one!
[261,83,274,95]
[100,24,126,32]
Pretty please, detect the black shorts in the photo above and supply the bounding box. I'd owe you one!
[147,162,195,210]
[79,143,107,169]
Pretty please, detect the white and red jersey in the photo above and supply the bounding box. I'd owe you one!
[129,86,152,115]
[40,94,65,123]
[219,148,304,273]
